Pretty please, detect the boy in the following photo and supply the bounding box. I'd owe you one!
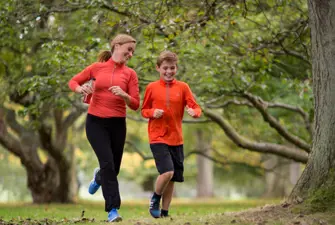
[141,51,202,218]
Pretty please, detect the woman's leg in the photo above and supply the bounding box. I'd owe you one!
[109,118,126,176]
[85,114,121,212]
[105,117,126,210]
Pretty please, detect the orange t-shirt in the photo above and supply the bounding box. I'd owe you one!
[68,58,140,117]
[141,79,201,145]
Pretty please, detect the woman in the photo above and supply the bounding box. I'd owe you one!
[68,34,139,222]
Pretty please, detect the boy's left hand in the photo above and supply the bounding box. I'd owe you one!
[186,106,196,117]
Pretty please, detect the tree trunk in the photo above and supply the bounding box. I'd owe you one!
[288,0,335,206]
[26,159,59,203]
[0,109,78,203]
[263,156,299,198]
[23,150,76,203]
[196,129,214,198]
[27,159,76,203]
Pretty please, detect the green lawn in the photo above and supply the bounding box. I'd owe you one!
[0,199,280,224]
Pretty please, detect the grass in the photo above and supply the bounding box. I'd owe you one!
[1,198,334,224]
[0,198,277,224]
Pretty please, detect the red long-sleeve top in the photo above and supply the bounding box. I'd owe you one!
[68,58,140,117]
[141,79,201,145]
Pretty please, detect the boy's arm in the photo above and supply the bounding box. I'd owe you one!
[141,85,156,118]
[184,84,202,118]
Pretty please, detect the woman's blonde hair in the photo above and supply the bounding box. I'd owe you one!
[111,34,136,53]
[156,50,178,67]
[98,34,136,62]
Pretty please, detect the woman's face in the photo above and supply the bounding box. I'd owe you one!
[156,60,177,82]
[114,42,136,63]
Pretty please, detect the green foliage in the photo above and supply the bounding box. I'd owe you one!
[0,0,314,202]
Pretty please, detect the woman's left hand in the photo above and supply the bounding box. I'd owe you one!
[109,86,127,98]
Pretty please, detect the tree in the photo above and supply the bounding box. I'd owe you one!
[0,0,103,203]
[0,0,315,202]
[195,128,214,197]
[288,0,335,209]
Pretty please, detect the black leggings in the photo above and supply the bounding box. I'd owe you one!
[85,114,126,212]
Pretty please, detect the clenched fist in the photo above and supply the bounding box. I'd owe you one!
[186,106,196,117]
[153,109,164,118]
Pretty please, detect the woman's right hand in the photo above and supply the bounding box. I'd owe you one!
[75,84,93,95]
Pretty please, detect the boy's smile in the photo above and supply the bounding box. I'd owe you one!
[156,61,177,82]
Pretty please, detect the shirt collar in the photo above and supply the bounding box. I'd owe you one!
[160,78,176,85]
[107,58,125,68]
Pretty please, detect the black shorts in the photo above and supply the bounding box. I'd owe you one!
[150,143,184,182]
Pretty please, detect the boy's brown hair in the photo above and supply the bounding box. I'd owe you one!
[156,51,178,67]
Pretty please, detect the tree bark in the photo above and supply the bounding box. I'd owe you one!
[0,107,79,203]
[289,0,335,204]
[196,129,214,198]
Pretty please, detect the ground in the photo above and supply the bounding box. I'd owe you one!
[1,200,335,225]
[226,203,335,225]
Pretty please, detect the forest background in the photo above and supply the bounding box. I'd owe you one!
[0,0,323,207]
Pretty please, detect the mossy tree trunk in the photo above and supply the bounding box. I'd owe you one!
[288,0,335,208]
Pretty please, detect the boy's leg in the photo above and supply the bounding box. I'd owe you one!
[160,145,184,217]
[151,143,175,195]
[162,181,174,212]
[154,171,174,195]
[150,143,174,218]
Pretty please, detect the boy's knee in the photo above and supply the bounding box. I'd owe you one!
[162,171,174,180]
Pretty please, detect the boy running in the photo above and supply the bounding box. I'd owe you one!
[141,51,202,218]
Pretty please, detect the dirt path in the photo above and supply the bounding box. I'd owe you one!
[226,204,333,225]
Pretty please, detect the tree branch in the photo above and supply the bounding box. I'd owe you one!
[125,140,153,160]
[207,99,253,109]
[265,102,312,136]
[62,109,85,131]
[203,108,308,163]
[125,140,263,175]
[243,92,311,152]
[0,109,22,158]
[3,108,27,136]
[205,97,312,137]
[269,49,310,65]
[39,123,63,161]
[185,150,263,175]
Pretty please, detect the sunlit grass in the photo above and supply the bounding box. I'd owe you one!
[0,198,280,224]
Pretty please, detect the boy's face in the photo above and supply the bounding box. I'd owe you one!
[156,60,177,83]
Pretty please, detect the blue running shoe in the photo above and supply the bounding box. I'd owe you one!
[108,208,122,222]
[88,168,100,195]
[149,194,161,218]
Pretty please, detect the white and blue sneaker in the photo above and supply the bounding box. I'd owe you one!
[108,208,122,222]
[88,168,100,195]
[149,194,161,218]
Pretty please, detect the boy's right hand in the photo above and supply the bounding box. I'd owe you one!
[153,109,164,118]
